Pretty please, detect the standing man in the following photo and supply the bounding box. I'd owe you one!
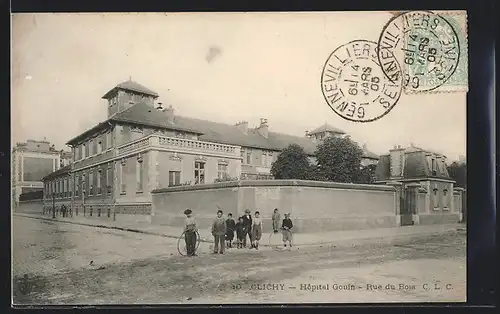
[212,209,227,254]
[241,209,253,248]
[272,208,281,233]
[184,209,198,257]
[282,213,294,249]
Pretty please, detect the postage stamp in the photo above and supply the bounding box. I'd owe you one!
[377,10,468,94]
[321,40,403,123]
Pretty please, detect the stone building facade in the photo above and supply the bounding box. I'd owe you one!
[41,79,378,217]
[375,144,464,225]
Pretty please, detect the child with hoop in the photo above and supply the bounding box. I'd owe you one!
[184,209,198,256]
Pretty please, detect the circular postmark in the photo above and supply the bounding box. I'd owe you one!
[377,10,461,93]
[321,40,403,122]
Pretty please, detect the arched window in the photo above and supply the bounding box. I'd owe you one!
[433,188,439,209]
[443,189,449,208]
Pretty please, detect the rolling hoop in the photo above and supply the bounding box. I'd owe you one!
[269,228,293,251]
[177,230,201,256]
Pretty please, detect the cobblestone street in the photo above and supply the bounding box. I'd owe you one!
[12,216,466,305]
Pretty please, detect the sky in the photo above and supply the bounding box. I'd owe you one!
[11,12,467,161]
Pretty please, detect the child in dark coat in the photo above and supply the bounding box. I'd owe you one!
[235,217,247,249]
[225,213,236,248]
[282,213,293,249]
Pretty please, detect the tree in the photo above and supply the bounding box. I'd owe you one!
[447,162,466,188]
[354,164,377,184]
[271,144,313,180]
[315,136,364,183]
[306,164,326,181]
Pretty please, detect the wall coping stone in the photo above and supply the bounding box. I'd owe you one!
[152,179,396,194]
[19,199,44,203]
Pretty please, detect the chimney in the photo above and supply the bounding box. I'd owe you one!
[389,144,405,178]
[257,118,269,138]
[305,130,309,137]
[235,121,249,135]
[362,143,367,150]
[164,105,175,124]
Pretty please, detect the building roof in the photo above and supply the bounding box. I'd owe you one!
[66,121,111,146]
[403,144,447,158]
[66,100,375,159]
[375,149,450,181]
[42,164,71,182]
[308,123,345,135]
[66,102,205,145]
[111,102,204,135]
[175,116,320,154]
[362,145,379,160]
[102,79,159,99]
[375,155,390,179]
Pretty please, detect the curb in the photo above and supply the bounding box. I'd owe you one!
[14,213,183,241]
[13,213,461,248]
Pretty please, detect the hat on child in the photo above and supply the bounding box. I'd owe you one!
[184,209,192,215]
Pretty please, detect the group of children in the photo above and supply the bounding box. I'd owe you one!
[183,207,294,256]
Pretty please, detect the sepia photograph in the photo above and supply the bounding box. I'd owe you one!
[11,11,467,305]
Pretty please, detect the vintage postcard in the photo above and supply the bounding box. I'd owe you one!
[11,11,467,305]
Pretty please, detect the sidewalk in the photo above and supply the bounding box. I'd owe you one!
[13,212,465,248]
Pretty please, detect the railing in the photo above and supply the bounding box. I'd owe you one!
[118,137,151,155]
[156,136,237,155]
[117,134,240,157]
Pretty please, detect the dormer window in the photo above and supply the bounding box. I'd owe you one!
[431,158,437,176]
[110,97,117,107]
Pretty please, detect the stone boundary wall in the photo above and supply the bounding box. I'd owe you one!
[152,180,398,233]
[16,200,44,214]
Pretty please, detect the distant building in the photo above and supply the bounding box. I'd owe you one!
[41,79,377,216]
[305,124,379,166]
[306,123,345,142]
[12,139,72,205]
[360,143,379,167]
[60,151,72,167]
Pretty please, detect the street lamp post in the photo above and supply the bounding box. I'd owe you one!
[52,192,56,219]
[69,170,73,218]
